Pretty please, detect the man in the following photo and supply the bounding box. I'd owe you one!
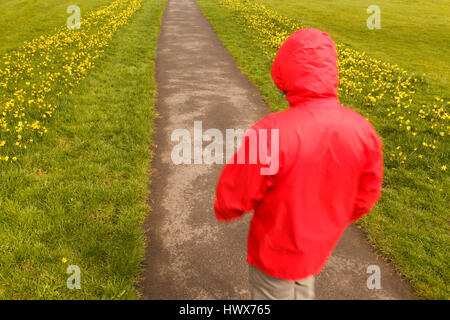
[214,28,383,300]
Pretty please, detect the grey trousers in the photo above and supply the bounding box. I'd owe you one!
[249,265,315,300]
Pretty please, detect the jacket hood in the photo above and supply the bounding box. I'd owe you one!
[271,28,339,106]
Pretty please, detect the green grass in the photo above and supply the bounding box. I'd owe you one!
[0,0,165,299]
[197,0,449,299]
[257,0,450,91]
[0,0,112,53]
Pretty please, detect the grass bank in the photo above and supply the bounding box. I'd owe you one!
[0,0,165,299]
[0,0,112,53]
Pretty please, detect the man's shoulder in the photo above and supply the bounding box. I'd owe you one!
[250,111,284,131]
[251,108,295,130]
[340,104,367,120]
[340,104,378,131]
[339,105,382,149]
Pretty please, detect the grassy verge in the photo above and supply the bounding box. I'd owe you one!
[0,0,165,299]
[197,0,449,299]
[256,0,450,90]
[0,0,113,52]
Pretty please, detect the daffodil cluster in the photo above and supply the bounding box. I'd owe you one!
[0,0,142,162]
[218,0,448,168]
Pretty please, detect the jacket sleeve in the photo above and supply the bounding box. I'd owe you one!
[214,129,275,222]
[352,131,383,222]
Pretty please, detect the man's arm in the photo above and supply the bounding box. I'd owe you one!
[214,130,275,222]
[352,132,383,222]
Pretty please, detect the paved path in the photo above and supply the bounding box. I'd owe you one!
[140,0,415,300]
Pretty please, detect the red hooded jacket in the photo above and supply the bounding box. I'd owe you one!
[214,28,383,280]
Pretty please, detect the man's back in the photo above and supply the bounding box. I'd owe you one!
[245,96,383,280]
